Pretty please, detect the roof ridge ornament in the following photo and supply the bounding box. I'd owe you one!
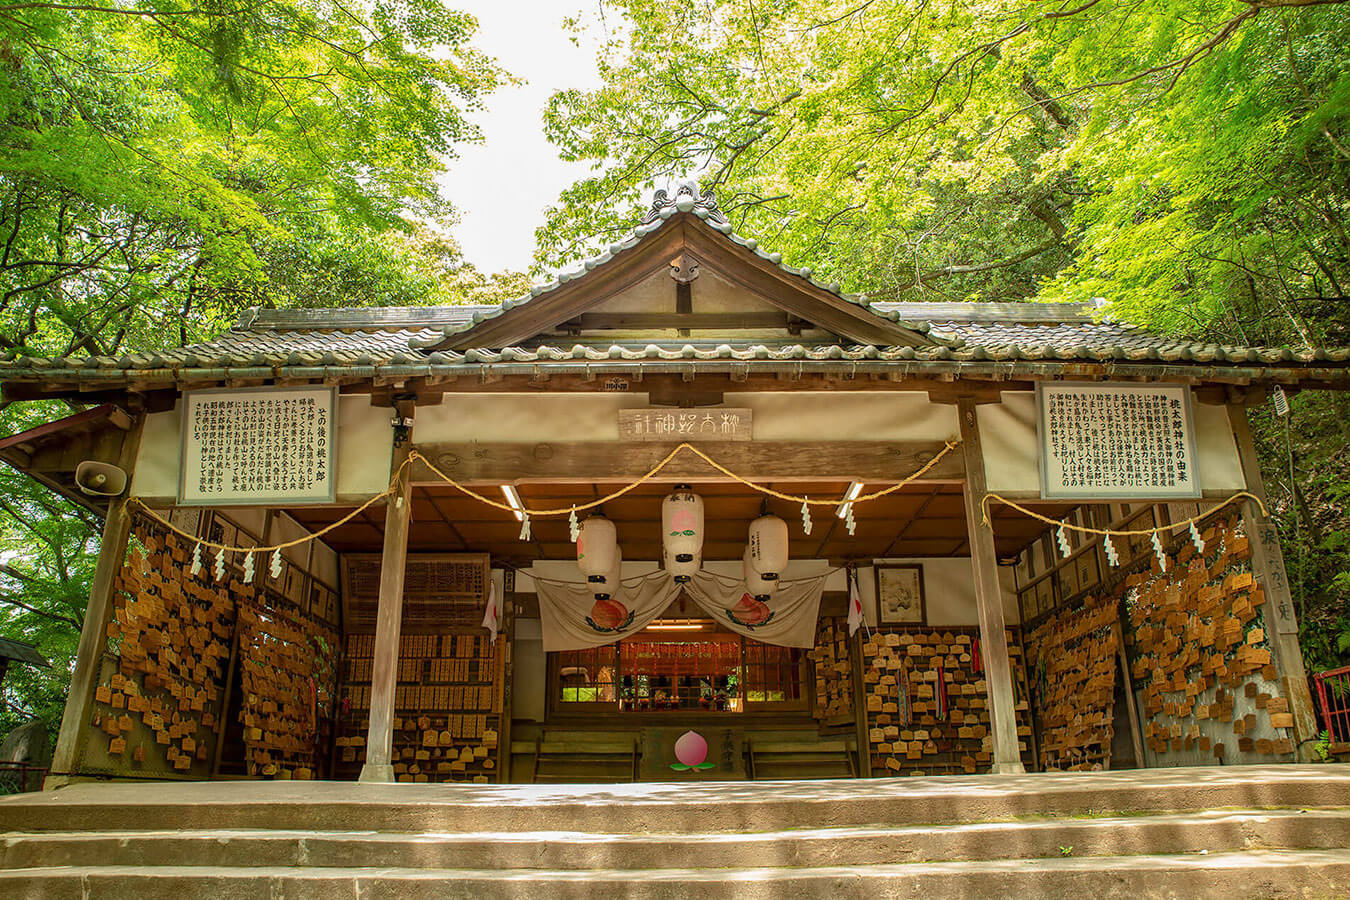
[642,179,729,225]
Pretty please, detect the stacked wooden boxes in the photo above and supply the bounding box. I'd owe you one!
[808,617,853,721]
[1125,519,1294,759]
[860,627,1031,775]
[335,630,504,782]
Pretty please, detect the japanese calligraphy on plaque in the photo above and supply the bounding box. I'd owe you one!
[180,387,336,505]
[619,408,752,441]
[1037,383,1199,500]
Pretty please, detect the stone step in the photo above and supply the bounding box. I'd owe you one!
[3,849,1349,899]
[3,809,1348,871]
[7,765,1349,835]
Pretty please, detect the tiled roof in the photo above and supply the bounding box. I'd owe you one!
[1,180,1348,385]
[2,304,1346,381]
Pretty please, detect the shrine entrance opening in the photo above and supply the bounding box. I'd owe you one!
[275,473,1064,783]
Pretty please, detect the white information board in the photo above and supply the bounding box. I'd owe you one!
[1037,382,1199,500]
[180,386,337,505]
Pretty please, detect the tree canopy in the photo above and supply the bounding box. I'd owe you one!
[0,0,511,360]
[542,0,1348,346]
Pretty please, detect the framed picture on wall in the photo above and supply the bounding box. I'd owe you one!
[876,564,926,626]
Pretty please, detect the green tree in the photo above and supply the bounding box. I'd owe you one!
[0,0,509,358]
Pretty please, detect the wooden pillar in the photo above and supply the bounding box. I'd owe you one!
[1112,618,1147,769]
[47,413,145,787]
[1229,405,1319,758]
[850,627,873,777]
[359,399,415,783]
[499,568,514,783]
[958,398,1025,774]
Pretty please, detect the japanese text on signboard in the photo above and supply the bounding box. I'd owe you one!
[1038,384,1198,499]
[619,408,752,442]
[181,388,336,504]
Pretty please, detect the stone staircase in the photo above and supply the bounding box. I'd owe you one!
[1,765,1348,898]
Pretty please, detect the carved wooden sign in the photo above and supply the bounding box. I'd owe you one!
[619,408,752,442]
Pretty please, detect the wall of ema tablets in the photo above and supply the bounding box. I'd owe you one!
[85,512,340,779]
[1023,511,1297,770]
[334,631,504,782]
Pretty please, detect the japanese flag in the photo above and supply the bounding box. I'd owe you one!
[847,569,866,637]
[482,579,501,643]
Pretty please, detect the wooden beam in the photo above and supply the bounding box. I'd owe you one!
[1112,617,1147,769]
[557,312,794,332]
[958,397,1025,774]
[432,216,927,351]
[677,219,925,347]
[1229,404,1319,758]
[499,569,514,783]
[850,626,873,778]
[440,226,689,351]
[414,440,963,485]
[47,411,145,786]
[359,399,414,783]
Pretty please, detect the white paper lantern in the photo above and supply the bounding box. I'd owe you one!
[743,546,778,599]
[592,548,624,600]
[661,487,704,582]
[577,516,618,577]
[747,515,789,579]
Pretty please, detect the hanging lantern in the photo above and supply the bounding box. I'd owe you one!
[662,487,704,583]
[577,516,618,578]
[743,546,778,600]
[747,515,789,579]
[592,547,624,600]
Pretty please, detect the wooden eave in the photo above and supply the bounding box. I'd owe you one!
[0,403,134,515]
[430,213,930,352]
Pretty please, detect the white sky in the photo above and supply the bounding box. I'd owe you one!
[437,4,605,276]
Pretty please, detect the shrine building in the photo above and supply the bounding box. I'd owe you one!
[3,182,1346,787]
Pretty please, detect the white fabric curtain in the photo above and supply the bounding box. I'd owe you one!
[683,571,827,648]
[536,570,830,651]
[536,572,681,652]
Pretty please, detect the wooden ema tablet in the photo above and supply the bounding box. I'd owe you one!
[1025,592,1119,771]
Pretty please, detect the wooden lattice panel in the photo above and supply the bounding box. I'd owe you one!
[342,553,489,628]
